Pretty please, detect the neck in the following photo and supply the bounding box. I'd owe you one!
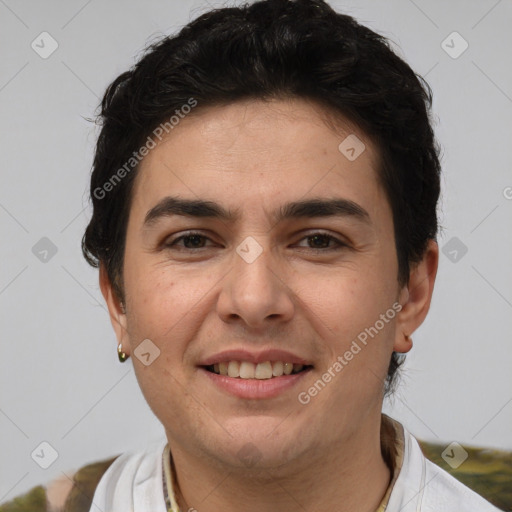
[167,414,392,512]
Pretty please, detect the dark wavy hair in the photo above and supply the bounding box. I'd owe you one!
[82,0,441,395]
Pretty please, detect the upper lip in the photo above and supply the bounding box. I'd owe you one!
[199,349,312,366]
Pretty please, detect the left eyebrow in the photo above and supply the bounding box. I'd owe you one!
[275,198,372,225]
[142,196,371,229]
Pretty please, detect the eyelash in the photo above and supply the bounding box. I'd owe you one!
[164,231,347,251]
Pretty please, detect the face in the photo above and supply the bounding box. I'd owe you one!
[102,98,436,471]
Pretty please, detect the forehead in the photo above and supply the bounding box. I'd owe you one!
[131,98,386,220]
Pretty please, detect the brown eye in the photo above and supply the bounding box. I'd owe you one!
[164,232,213,249]
[181,234,207,248]
[295,232,346,250]
[307,234,332,249]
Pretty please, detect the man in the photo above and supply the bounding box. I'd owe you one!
[1,0,504,510]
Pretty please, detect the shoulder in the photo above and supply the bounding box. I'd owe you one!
[0,456,118,512]
[417,438,511,511]
[387,420,507,512]
[421,457,503,511]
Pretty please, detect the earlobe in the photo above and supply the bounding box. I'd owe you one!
[393,240,439,353]
[99,264,130,356]
[394,333,413,354]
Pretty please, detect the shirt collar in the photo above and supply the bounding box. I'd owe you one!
[376,413,405,511]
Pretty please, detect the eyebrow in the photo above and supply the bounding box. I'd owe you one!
[143,196,371,228]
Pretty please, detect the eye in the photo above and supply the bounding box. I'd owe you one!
[164,232,214,249]
[296,232,347,250]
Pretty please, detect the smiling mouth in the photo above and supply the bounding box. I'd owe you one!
[203,361,313,379]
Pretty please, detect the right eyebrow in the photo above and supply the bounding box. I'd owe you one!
[143,196,239,229]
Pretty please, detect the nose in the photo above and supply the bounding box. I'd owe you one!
[216,242,295,330]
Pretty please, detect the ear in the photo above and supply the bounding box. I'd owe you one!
[394,239,439,353]
[99,263,130,356]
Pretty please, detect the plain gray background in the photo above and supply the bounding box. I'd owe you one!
[1,0,511,502]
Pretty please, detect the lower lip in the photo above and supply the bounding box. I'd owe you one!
[200,367,311,399]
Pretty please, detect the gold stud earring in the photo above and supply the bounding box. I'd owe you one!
[118,342,128,363]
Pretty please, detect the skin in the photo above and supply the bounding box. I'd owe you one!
[100,97,438,512]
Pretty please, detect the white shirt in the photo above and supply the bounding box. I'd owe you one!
[90,419,502,512]
[385,423,502,511]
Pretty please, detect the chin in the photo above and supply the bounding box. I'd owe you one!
[208,415,307,470]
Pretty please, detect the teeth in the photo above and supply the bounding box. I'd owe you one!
[228,361,240,378]
[210,361,307,379]
[272,361,284,377]
[239,361,255,379]
[255,361,272,379]
[219,362,228,376]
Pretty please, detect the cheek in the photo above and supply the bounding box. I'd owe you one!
[128,267,177,325]
[124,266,196,403]
[124,261,220,353]
[294,265,395,333]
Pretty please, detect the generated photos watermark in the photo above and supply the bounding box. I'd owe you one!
[298,301,402,405]
[93,97,198,200]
